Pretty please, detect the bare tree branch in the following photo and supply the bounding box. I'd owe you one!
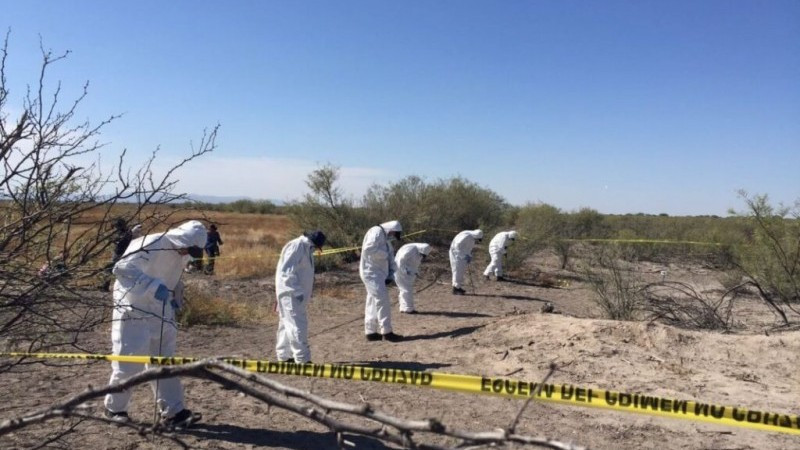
[0,34,218,366]
[0,360,586,450]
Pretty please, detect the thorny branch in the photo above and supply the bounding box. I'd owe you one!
[0,360,586,450]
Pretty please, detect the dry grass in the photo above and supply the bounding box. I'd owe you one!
[316,283,358,300]
[205,217,292,279]
[178,284,277,327]
[78,205,298,280]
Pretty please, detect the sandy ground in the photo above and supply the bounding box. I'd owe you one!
[2,251,799,449]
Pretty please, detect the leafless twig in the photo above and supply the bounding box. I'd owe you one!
[0,359,585,449]
[1,33,218,365]
[508,362,557,434]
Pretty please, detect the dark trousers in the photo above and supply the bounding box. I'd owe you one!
[205,245,220,273]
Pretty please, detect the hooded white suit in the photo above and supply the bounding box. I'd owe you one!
[104,220,206,418]
[449,229,483,289]
[483,231,518,278]
[360,221,401,334]
[274,235,316,363]
[394,243,432,313]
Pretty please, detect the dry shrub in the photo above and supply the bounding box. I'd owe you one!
[0,39,219,356]
[641,281,738,331]
[581,246,644,321]
[178,284,275,327]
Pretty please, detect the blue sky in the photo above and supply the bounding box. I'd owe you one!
[2,1,798,215]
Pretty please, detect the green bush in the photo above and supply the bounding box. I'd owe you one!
[600,214,745,264]
[291,167,511,256]
[363,175,510,245]
[513,204,606,269]
[729,192,800,322]
[508,203,562,270]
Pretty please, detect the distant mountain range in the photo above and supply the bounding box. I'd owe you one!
[185,194,285,205]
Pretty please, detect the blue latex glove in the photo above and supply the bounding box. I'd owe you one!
[154,284,170,302]
[465,254,472,264]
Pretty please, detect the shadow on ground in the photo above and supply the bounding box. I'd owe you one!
[342,360,452,371]
[413,310,493,318]
[186,425,393,449]
[467,293,547,302]
[402,324,485,342]
[502,278,566,289]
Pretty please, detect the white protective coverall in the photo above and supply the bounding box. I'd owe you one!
[274,235,316,363]
[360,221,401,334]
[483,231,518,278]
[394,243,432,313]
[449,229,483,289]
[104,220,206,417]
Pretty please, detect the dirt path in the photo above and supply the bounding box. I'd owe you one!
[2,252,799,449]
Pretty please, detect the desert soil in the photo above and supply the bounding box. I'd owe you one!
[2,250,799,449]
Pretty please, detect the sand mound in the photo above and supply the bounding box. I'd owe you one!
[453,313,800,413]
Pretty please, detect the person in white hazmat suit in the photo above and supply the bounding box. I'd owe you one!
[449,229,483,295]
[394,243,432,314]
[360,220,403,342]
[274,231,326,364]
[104,220,206,428]
[483,231,518,281]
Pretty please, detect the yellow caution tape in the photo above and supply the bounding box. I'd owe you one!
[319,246,361,256]
[403,229,429,239]
[195,232,725,263]
[205,229,434,261]
[3,352,797,435]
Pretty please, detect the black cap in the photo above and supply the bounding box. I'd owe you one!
[308,230,326,249]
